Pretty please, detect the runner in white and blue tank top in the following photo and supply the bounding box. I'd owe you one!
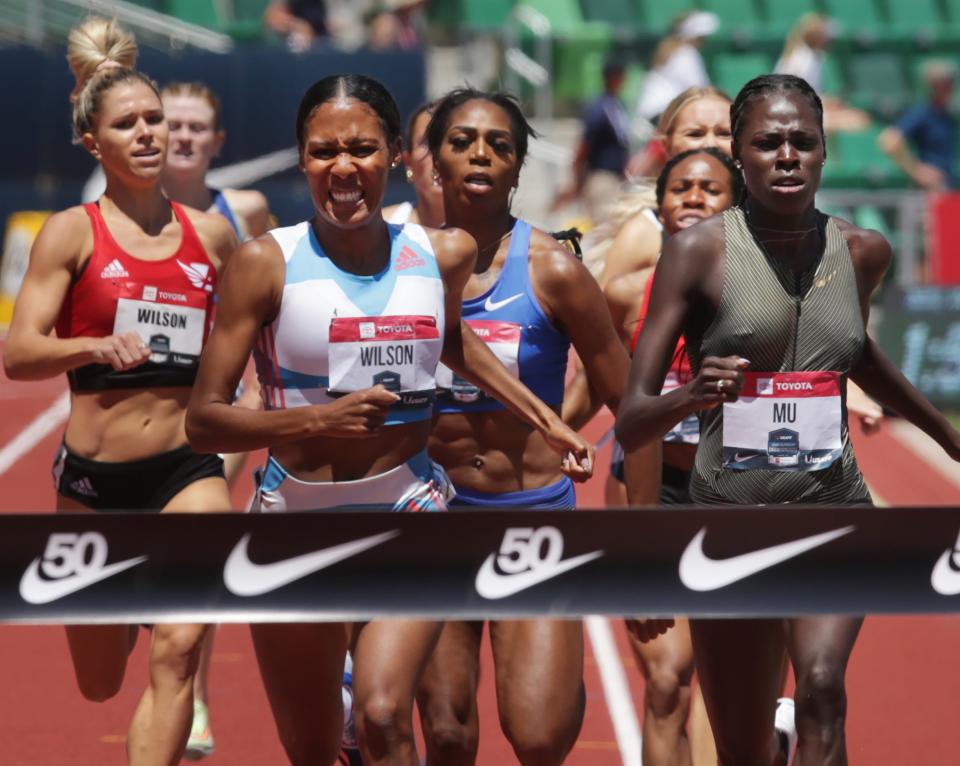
[186,75,593,766]
[417,88,641,766]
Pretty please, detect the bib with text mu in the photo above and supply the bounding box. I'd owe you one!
[722,371,842,471]
[327,315,441,408]
[435,320,521,403]
[112,282,209,367]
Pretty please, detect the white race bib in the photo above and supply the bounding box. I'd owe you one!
[722,371,842,471]
[112,284,207,366]
[328,315,441,407]
[436,319,521,402]
[662,370,700,444]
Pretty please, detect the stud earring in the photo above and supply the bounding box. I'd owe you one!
[405,168,414,182]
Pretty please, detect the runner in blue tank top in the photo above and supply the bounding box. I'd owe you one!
[186,75,594,766]
[417,87,666,766]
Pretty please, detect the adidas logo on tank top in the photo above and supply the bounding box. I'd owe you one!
[100,259,129,279]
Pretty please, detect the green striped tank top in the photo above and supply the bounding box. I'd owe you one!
[688,206,871,505]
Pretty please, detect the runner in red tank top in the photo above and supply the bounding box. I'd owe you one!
[3,18,237,765]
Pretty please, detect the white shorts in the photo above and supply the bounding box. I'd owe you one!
[253,449,453,512]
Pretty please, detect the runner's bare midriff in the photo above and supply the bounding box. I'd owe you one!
[430,410,564,493]
[270,420,432,482]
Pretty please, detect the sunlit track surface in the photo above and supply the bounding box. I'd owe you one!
[0,341,957,763]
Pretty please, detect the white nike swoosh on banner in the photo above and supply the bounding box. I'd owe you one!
[475,550,604,600]
[483,293,523,312]
[224,530,400,597]
[19,556,148,605]
[930,549,960,595]
[679,526,855,592]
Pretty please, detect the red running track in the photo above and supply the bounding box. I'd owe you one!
[0,357,958,764]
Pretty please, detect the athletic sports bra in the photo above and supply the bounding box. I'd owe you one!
[386,201,414,225]
[689,207,869,505]
[435,219,570,413]
[211,189,247,240]
[56,201,217,391]
[255,221,445,426]
[632,270,698,445]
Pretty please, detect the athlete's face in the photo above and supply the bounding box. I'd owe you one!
[162,94,223,178]
[664,97,732,158]
[434,99,520,209]
[659,153,735,235]
[301,98,401,228]
[84,81,167,187]
[735,93,824,215]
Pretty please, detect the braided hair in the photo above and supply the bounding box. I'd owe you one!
[729,74,824,159]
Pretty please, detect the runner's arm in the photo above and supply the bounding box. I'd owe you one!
[3,209,150,380]
[844,226,960,458]
[432,227,595,479]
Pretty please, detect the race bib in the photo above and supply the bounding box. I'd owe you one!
[112,284,208,366]
[662,371,700,444]
[328,315,441,407]
[722,371,842,471]
[436,320,521,403]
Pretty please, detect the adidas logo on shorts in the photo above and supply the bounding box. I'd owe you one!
[100,259,129,279]
[69,477,98,497]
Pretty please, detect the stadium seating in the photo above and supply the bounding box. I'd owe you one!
[762,0,819,41]
[848,52,910,120]
[832,127,908,187]
[819,0,884,47]
[711,52,773,96]
[635,0,698,36]
[884,0,943,47]
[699,0,760,45]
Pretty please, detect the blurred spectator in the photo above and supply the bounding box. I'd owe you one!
[553,59,632,223]
[635,11,718,123]
[775,13,869,132]
[367,0,426,51]
[879,61,956,191]
[264,0,329,52]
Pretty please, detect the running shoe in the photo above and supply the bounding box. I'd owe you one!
[185,699,215,760]
[774,697,797,766]
[341,659,363,764]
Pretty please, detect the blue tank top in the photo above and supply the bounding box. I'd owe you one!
[211,189,245,240]
[436,219,569,413]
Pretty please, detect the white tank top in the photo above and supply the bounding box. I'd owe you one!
[255,221,445,426]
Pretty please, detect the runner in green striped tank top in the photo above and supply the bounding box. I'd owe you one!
[616,75,960,766]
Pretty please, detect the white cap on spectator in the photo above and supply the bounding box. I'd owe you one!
[676,11,720,41]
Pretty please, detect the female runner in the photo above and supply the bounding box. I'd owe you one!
[616,74,960,766]
[185,74,593,766]
[601,86,732,287]
[606,147,742,766]
[382,101,444,227]
[3,23,237,766]
[159,78,270,759]
[416,87,649,766]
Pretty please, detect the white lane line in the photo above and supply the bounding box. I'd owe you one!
[0,391,69,476]
[585,615,643,766]
[888,419,960,493]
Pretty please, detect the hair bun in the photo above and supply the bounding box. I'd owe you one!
[67,16,138,102]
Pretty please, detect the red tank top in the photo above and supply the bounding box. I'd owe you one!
[630,268,691,381]
[56,201,217,390]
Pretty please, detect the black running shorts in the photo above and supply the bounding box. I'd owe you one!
[53,442,225,512]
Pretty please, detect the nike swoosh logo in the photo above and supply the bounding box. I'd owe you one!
[224,530,400,597]
[19,556,148,605]
[475,550,604,599]
[679,526,854,592]
[483,293,523,312]
[931,549,960,595]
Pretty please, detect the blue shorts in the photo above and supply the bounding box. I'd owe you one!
[450,475,576,510]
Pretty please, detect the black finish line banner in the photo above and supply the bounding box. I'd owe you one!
[2,506,960,624]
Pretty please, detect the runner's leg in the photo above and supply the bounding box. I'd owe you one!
[490,619,585,766]
[417,620,484,765]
